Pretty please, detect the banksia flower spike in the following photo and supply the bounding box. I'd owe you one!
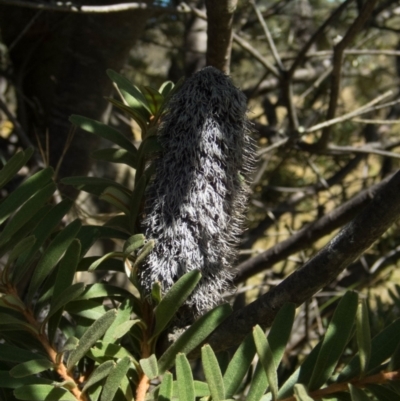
[141,66,254,320]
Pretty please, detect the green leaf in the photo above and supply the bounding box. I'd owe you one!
[87,252,125,272]
[2,236,35,279]
[75,283,132,301]
[246,361,268,401]
[10,360,54,378]
[152,270,202,339]
[202,345,225,401]
[103,299,137,343]
[129,173,147,230]
[151,281,162,305]
[99,186,131,214]
[348,384,371,401]
[176,353,195,401]
[158,371,173,401]
[138,85,164,115]
[356,299,371,375]
[293,384,314,401]
[0,344,44,363]
[100,356,131,401]
[14,384,76,401]
[69,115,138,156]
[65,300,108,320]
[308,291,358,390]
[253,325,278,401]
[48,239,81,343]
[0,314,38,334]
[158,303,232,374]
[45,283,86,322]
[0,182,56,247]
[338,318,400,381]
[12,199,73,285]
[62,337,79,352]
[92,148,137,169]
[82,360,115,393]
[61,176,129,197]
[123,234,146,254]
[0,148,34,189]
[106,69,151,116]
[0,167,53,225]
[132,239,155,268]
[159,81,174,97]
[223,333,256,398]
[87,341,136,363]
[67,309,117,370]
[136,136,162,181]
[389,338,400,371]
[0,371,52,389]
[268,303,295,367]
[26,219,82,303]
[367,384,400,401]
[140,354,158,380]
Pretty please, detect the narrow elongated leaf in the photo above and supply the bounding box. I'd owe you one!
[2,236,35,276]
[100,356,131,401]
[48,239,81,342]
[12,199,73,285]
[158,371,173,401]
[129,173,147,230]
[294,384,314,401]
[87,341,136,363]
[67,309,117,370]
[26,219,82,302]
[103,299,136,343]
[356,300,371,375]
[223,333,256,398]
[61,176,129,197]
[0,167,53,225]
[14,384,76,401]
[106,69,151,115]
[0,314,38,334]
[308,291,358,390]
[158,304,231,374]
[202,345,225,401]
[0,182,56,247]
[159,81,174,97]
[0,371,52,389]
[132,239,154,268]
[176,353,195,401]
[348,384,371,401]
[0,344,44,363]
[338,318,400,381]
[253,325,278,400]
[87,252,125,272]
[10,360,53,378]
[77,257,124,273]
[0,148,34,189]
[367,384,400,401]
[82,360,115,393]
[65,300,108,320]
[389,339,400,371]
[268,303,295,367]
[152,270,202,339]
[45,283,85,322]
[123,234,146,254]
[138,85,163,115]
[92,148,137,169]
[69,115,138,155]
[246,362,268,401]
[99,186,130,214]
[75,283,131,301]
[140,354,158,380]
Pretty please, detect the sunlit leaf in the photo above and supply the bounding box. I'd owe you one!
[67,309,117,370]
[82,360,115,393]
[158,303,231,374]
[158,371,173,401]
[140,354,158,380]
[100,356,131,401]
[176,353,195,401]
[10,360,53,378]
[356,299,371,375]
[202,345,225,401]
[348,384,371,401]
[293,384,314,401]
[92,148,137,169]
[14,384,76,401]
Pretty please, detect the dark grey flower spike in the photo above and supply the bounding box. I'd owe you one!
[141,66,255,320]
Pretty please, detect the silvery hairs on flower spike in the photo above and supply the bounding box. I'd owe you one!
[141,66,255,320]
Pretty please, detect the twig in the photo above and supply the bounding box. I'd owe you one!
[194,170,400,355]
[326,144,400,159]
[305,90,393,134]
[257,137,289,157]
[319,0,380,148]
[8,10,43,51]
[232,32,280,78]
[353,118,400,124]
[0,0,189,14]
[249,0,284,71]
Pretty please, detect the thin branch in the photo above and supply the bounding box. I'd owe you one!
[235,173,393,283]
[0,0,188,13]
[319,0,380,148]
[249,0,284,71]
[193,170,400,355]
[205,0,237,74]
